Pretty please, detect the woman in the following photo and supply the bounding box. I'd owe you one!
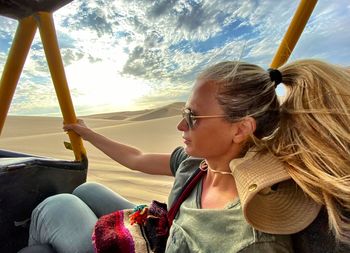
[21,59,350,253]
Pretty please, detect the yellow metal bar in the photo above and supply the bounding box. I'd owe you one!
[35,12,86,161]
[270,0,318,68]
[0,16,37,135]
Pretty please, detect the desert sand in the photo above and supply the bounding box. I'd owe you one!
[0,102,185,204]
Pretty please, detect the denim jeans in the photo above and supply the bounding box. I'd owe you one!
[28,182,136,253]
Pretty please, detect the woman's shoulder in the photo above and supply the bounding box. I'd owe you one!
[170,146,202,176]
[167,148,202,207]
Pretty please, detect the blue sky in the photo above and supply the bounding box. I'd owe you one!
[0,0,349,116]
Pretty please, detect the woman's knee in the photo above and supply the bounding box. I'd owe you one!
[29,194,88,245]
[32,194,81,219]
[73,182,106,198]
[29,194,96,252]
[31,194,84,232]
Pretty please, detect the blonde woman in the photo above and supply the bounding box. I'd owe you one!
[20,59,349,253]
[199,59,350,245]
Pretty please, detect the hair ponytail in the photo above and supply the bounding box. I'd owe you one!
[272,59,350,244]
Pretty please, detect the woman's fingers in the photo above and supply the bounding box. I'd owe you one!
[62,119,90,139]
[63,119,85,129]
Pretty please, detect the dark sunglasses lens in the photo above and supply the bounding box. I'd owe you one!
[182,109,193,128]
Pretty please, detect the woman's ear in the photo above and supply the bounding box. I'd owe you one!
[232,117,256,144]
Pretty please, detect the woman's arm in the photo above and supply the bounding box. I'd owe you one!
[63,119,172,176]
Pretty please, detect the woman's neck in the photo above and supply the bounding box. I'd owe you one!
[201,171,239,209]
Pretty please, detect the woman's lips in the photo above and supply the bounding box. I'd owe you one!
[183,138,190,144]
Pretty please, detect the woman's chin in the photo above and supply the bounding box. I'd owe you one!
[183,145,191,154]
[184,146,195,156]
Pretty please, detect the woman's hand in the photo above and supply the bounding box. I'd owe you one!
[63,119,92,140]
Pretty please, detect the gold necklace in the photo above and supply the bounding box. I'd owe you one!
[199,160,232,175]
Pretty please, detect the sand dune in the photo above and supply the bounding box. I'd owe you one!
[85,102,185,121]
[127,102,185,121]
[86,109,152,120]
[0,103,185,204]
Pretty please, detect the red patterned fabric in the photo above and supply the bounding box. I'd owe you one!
[92,211,136,253]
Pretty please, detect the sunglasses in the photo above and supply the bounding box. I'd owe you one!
[181,108,227,129]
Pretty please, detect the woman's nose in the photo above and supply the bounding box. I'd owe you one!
[177,118,188,131]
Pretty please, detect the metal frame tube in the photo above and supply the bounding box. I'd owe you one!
[270,0,318,68]
[35,12,86,161]
[0,16,37,134]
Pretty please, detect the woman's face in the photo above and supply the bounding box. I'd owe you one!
[177,79,239,160]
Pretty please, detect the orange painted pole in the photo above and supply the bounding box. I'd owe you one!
[270,0,318,68]
[0,16,37,135]
[35,12,86,161]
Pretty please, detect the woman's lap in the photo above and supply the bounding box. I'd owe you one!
[73,182,136,217]
[28,182,136,253]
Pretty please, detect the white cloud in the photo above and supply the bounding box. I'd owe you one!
[0,17,17,36]
[10,78,59,116]
[0,52,6,66]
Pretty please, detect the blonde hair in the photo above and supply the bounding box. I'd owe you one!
[199,59,350,244]
[274,59,350,243]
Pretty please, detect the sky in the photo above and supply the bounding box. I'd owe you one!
[0,0,350,116]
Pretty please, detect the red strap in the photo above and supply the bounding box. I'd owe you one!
[167,169,206,227]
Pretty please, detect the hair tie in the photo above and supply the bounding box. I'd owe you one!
[268,68,282,88]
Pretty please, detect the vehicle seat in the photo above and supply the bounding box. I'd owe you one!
[0,151,87,253]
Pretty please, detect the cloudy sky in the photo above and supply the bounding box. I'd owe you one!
[1,0,349,116]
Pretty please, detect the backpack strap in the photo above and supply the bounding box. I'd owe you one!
[167,168,205,227]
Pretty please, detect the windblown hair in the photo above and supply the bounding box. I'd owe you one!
[274,59,350,244]
[198,59,350,244]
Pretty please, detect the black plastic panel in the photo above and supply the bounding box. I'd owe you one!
[0,149,88,253]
